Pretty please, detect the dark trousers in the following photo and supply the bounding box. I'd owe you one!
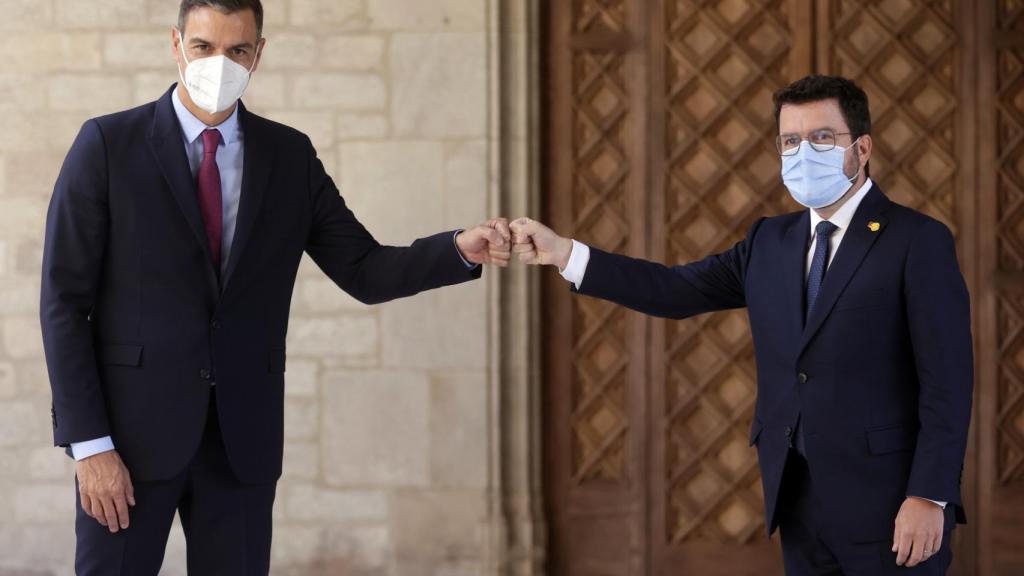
[776,451,954,576]
[75,393,277,576]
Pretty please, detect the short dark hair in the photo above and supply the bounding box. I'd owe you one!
[178,0,264,38]
[772,75,871,138]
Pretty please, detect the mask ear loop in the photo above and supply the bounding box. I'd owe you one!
[247,39,262,74]
[241,39,262,96]
[176,29,192,90]
[845,136,863,184]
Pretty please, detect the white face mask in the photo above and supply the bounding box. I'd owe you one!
[177,31,259,115]
[780,139,862,209]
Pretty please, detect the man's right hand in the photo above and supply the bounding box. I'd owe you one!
[76,450,135,533]
[509,218,574,269]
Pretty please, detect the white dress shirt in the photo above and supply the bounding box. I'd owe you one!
[559,178,946,509]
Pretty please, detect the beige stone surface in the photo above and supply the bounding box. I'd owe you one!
[13,482,72,523]
[0,0,53,31]
[292,72,387,111]
[390,33,488,138]
[321,369,431,488]
[287,314,379,361]
[264,110,336,149]
[368,0,486,31]
[282,441,319,480]
[55,0,146,29]
[390,490,488,573]
[290,0,364,27]
[104,31,172,69]
[337,112,389,140]
[0,33,101,72]
[259,33,316,71]
[3,315,43,359]
[0,0,514,573]
[0,362,15,398]
[0,73,50,111]
[49,74,134,110]
[339,140,446,242]
[430,371,489,488]
[318,35,385,71]
[380,281,488,370]
[283,483,389,522]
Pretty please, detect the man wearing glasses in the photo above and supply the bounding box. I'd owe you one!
[510,75,972,575]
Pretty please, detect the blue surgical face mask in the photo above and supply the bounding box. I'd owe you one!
[781,139,861,209]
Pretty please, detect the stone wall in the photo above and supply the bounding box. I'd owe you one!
[0,1,539,574]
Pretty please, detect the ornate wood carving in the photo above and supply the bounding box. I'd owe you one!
[569,0,632,484]
[995,0,1024,484]
[662,0,799,544]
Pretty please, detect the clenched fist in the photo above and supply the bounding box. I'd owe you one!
[455,218,512,267]
[509,217,574,269]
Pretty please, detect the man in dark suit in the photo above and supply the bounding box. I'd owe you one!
[40,1,511,574]
[510,75,972,575]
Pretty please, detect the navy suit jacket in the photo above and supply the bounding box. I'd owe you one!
[576,184,972,542]
[41,86,481,484]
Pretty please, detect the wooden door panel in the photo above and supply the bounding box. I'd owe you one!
[816,0,961,234]
[651,1,807,573]
[545,0,649,574]
[986,1,1024,573]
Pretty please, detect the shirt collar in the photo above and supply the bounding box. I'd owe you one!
[809,177,873,238]
[171,85,242,146]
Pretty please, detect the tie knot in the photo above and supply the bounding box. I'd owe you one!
[815,220,838,238]
[201,129,221,155]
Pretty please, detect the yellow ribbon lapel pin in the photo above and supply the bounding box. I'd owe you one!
[868,221,881,232]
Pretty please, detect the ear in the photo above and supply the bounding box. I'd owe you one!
[171,27,186,70]
[857,134,873,170]
[251,37,267,74]
[171,27,181,58]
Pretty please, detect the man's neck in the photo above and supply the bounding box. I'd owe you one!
[176,84,236,127]
[813,173,867,221]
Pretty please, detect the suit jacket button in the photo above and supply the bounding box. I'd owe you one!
[785,426,793,438]
[797,373,808,384]
[200,368,212,380]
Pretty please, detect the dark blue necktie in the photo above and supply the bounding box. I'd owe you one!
[805,220,839,321]
[795,220,838,455]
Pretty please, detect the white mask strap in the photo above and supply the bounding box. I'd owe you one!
[176,30,191,89]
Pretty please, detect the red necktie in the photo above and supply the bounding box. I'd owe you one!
[197,129,223,270]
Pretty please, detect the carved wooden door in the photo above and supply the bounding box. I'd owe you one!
[980,1,1024,574]
[543,0,999,574]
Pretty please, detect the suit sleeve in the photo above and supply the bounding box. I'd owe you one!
[303,137,481,305]
[574,218,764,319]
[903,218,973,507]
[40,120,112,447]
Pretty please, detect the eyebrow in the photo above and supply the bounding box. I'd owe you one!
[188,37,255,50]
[781,126,838,134]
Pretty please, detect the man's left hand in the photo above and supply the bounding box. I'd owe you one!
[456,218,512,267]
[892,497,944,567]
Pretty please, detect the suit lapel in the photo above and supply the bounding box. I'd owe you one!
[146,86,219,297]
[798,184,892,355]
[782,210,810,342]
[221,102,271,292]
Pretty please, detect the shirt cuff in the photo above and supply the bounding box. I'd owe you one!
[70,436,115,461]
[559,240,590,289]
[453,230,480,270]
[909,495,947,509]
